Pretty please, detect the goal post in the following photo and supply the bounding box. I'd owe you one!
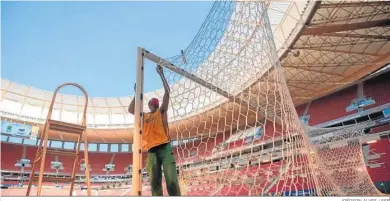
[132,47,145,196]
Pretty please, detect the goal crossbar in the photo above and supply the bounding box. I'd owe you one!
[143,50,261,113]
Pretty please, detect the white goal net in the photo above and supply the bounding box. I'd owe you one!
[135,1,383,196]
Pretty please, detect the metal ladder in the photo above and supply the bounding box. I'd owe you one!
[26,83,92,196]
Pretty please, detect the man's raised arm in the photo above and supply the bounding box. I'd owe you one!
[128,84,136,115]
[157,65,170,114]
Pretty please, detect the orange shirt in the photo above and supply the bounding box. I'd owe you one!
[142,108,170,151]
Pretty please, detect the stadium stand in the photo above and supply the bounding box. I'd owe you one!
[1,143,23,172]
[84,152,112,175]
[110,153,132,175]
[308,86,357,125]
[295,104,308,118]
[24,146,56,174]
[363,73,390,110]
[1,71,390,195]
[366,139,390,183]
[370,124,390,134]
[58,155,77,174]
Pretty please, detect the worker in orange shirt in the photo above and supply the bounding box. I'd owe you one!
[129,65,181,196]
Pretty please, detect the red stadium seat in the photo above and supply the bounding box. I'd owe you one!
[363,73,390,110]
[366,139,390,182]
[110,153,132,175]
[1,143,23,171]
[308,86,357,125]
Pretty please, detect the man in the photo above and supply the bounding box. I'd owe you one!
[128,65,181,196]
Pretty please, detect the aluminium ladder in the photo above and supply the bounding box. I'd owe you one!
[26,83,92,196]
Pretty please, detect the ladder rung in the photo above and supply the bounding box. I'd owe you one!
[46,149,77,157]
[33,176,73,183]
[48,120,85,135]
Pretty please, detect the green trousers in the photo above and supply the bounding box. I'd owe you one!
[146,143,181,196]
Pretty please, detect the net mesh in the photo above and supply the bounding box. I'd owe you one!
[146,1,382,196]
[305,124,382,196]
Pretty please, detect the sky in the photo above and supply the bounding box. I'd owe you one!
[1,1,214,97]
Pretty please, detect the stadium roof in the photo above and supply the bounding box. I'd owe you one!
[1,0,389,143]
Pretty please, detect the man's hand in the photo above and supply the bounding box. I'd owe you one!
[128,83,137,115]
[156,65,164,75]
[157,64,170,115]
